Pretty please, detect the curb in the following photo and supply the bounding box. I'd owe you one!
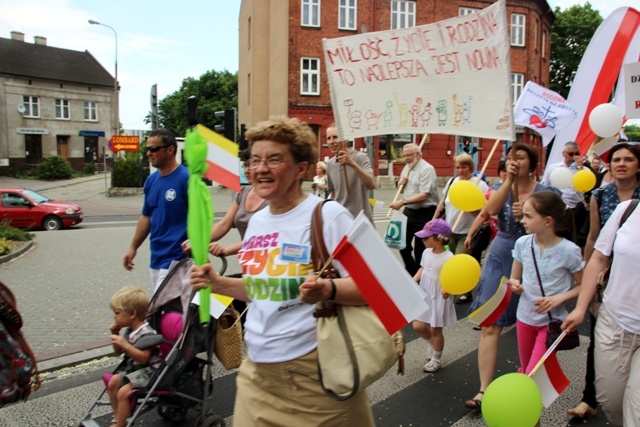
[38,345,116,374]
[0,240,34,265]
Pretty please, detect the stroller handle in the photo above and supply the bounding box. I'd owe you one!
[211,254,228,276]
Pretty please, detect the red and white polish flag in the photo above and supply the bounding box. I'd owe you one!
[546,6,640,170]
[197,124,241,193]
[468,277,512,327]
[332,213,429,334]
[530,352,571,408]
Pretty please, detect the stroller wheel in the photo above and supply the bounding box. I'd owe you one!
[193,413,225,427]
[157,405,188,422]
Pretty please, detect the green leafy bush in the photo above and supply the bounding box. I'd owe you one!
[83,163,97,175]
[35,155,75,180]
[0,221,33,241]
[111,152,149,188]
[0,237,10,256]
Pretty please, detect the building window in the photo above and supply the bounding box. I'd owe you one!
[302,0,320,27]
[512,73,524,105]
[542,30,547,59]
[22,96,39,118]
[55,99,70,120]
[301,58,320,95]
[339,0,357,30]
[459,7,478,16]
[511,13,526,47]
[391,1,415,29]
[247,73,251,105]
[534,18,539,51]
[84,101,98,121]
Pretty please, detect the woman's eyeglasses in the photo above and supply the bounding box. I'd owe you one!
[146,145,169,153]
[248,158,293,170]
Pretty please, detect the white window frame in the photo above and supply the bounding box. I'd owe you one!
[301,0,320,28]
[84,101,98,121]
[22,96,39,118]
[511,13,526,47]
[459,7,478,16]
[55,99,70,120]
[391,1,415,30]
[300,57,320,96]
[339,0,357,30]
[542,30,547,59]
[512,73,524,105]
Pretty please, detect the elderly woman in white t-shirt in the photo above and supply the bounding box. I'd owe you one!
[191,116,374,426]
[433,153,488,303]
[563,199,640,426]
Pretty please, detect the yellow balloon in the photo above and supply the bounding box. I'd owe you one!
[448,180,486,212]
[572,169,597,193]
[440,254,481,295]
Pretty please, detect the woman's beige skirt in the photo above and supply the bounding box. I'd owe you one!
[233,349,375,426]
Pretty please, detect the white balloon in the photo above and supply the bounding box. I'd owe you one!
[549,167,573,190]
[589,103,623,138]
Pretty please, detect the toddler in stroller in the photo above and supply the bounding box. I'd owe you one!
[106,286,162,427]
[79,258,226,427]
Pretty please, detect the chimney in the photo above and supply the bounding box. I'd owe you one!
[10,31,24,42]
[34,36,47,46]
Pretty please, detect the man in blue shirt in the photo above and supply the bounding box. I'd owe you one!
[123,129,189,293]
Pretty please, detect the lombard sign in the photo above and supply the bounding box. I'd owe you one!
[109,135,140,153]
[17,128,49,135]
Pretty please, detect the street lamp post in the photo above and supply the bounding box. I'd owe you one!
[88,19,118,138]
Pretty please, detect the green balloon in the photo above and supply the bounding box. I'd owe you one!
[482,373,543,427]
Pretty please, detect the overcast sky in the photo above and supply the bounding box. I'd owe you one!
[0,0,634,132]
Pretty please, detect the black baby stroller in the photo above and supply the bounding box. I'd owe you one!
[78,257,228,427]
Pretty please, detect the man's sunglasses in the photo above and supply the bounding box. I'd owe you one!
[565,151,580,156]
[146,145,169,153]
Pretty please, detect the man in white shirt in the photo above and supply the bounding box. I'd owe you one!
[389,143,440,275]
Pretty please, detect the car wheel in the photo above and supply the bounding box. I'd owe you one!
[43,216,62,231]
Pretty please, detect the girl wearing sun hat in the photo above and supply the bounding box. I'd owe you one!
[412,218,457,373]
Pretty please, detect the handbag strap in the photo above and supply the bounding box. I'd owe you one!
[310,200,339,279]
[607,199,639,268]
[310,200,333,275]
[310,200,339,319]
[530,236,553,322]
[443,176,455,200]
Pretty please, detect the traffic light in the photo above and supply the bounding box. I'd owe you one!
[462,139,471,153]
[239,123,248,151]
[215,108,237,142]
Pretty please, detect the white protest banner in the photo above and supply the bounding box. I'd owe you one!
[513,81,578,146]
[624,62,640,119]
[323,0,514,142]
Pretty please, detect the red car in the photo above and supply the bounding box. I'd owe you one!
[0,188,83,230]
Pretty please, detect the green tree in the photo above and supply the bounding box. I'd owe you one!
[550,3,603,99]
[624,124,640,142]
[157,70,238,138]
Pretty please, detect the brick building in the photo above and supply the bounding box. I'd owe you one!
[238,0,554,180]
[0,32,116,174]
